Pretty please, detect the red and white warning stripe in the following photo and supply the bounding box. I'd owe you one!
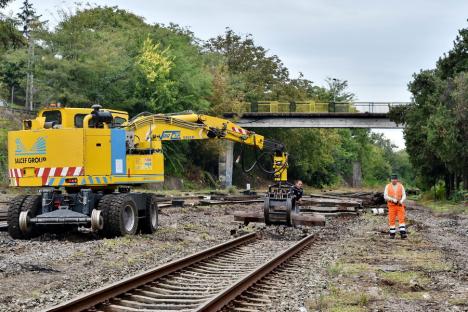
[9,169,23,178]
[35,166,83,177]
[37,167,84,185]
[231,126,249,135]
[9,167,84,185]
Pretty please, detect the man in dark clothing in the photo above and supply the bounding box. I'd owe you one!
[291,180,303,213]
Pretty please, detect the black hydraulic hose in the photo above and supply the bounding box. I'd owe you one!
[240,142,259,173]
[128,111,153,123]
[239,135,289,175]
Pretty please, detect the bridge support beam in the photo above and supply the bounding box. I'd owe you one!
[219,141,234,188]
[229,113,403,129]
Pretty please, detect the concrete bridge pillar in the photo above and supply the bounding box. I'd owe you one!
[352,161,362,188]
[219,141,234,188]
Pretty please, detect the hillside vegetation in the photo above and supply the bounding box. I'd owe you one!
[0,1,434,189]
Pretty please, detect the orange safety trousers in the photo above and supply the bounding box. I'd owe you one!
[388,202,405,228]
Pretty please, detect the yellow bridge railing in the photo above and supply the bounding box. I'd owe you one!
[238,101,408,114]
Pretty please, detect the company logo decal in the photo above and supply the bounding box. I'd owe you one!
[15,137,46,156]
[135,157,152,170]
[160,130,181,140]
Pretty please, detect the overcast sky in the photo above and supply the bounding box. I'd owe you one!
[4,0,468,148]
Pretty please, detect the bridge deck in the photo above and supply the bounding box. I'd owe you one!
[224,112,402,129]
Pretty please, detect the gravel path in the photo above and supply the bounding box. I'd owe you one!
[223,204,467,311]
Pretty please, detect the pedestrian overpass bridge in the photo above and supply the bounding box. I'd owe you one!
[224,101,408,129]
[219,101,408,187]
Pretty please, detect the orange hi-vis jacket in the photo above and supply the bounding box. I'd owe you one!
[386,182,405,205]
[385,182,406,228]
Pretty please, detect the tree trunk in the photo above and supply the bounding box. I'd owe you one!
[444,174,451,199]
[463,169,468,190]
[11,85,14,106]
[464,164,468,190]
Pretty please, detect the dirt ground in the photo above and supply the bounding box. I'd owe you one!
[0,201,309,312]
[0,196,466,312]
[303,201,468,312]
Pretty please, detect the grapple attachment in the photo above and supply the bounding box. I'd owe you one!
[264,182,296,226]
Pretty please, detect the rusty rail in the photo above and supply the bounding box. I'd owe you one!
[44,232,315,312]
[43,232,257,312]
[195,233,315,311]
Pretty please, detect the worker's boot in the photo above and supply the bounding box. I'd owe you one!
[389,228,396,239]
[399,225,407,239]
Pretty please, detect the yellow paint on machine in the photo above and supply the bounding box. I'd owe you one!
[127,153,164,176]
[9,128,84,170]
[84,128,111,176]
[41,174,164,187]
[8,105,284,189]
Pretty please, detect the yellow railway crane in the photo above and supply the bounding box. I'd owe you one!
[7,104,291,238]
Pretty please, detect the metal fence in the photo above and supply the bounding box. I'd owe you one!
[242,101,409,114]
[0,106,37,115]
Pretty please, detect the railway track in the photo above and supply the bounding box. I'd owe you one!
[44,232,315,312]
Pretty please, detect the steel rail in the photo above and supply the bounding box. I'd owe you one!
[195,233,315,312]
[43,232,257,312]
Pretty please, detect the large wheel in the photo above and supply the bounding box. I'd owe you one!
[139,193,158,234]
[8,195,42,239]
[100,194,138,237]
[94,194,116,233]
[8,195,29,239]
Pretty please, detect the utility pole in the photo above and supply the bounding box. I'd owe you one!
[332,78,338,103]
[25,36,35,111]
[331,77,338,113]
[18,0,37,111]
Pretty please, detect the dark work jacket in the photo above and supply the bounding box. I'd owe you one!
[292,186,303,201]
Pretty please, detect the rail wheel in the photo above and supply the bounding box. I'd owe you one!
[8,194,42,239]
[139,193,158,234]
[100,194,138,237]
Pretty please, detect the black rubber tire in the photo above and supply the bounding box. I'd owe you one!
[139,193,158,234]
[100,194,138,237]
[8,194,42,239]
[97,194,116,237]
[7,195,29,239]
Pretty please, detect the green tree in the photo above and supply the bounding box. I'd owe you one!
[135,37,176,112]
[205,28,289,102]
[18,6,212,114]
[391,25,467,196]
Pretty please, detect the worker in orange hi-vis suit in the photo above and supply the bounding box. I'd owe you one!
[384,174,407,239]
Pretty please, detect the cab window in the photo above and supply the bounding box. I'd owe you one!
[113,117,126,127]
[74,114,96,128]
[42,110,62,124]
[75,113,125,128]
[74,114,86,128]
